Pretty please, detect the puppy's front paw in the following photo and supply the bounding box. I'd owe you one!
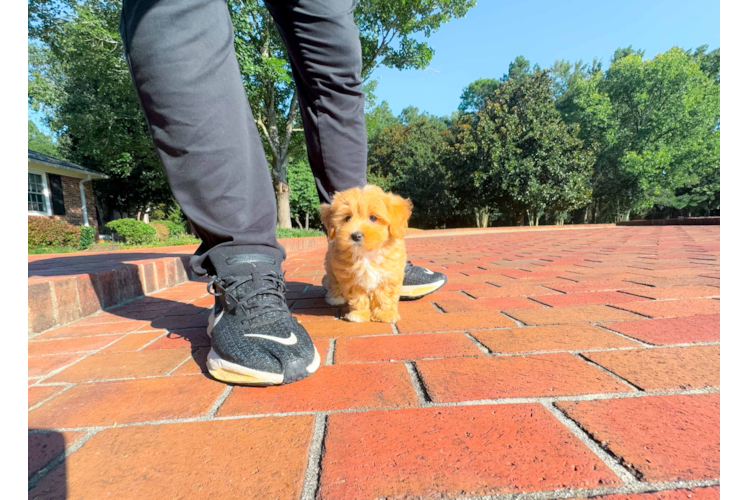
[325,293,346,306]
[344,310,370,322]
[371,309,400,324]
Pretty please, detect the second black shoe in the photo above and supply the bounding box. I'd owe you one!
[399,261,447,299]
[205,252,319,385]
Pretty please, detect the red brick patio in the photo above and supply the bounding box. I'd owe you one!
[28,226,720,499]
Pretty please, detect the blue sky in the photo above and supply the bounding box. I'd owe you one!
[369,0,720,117]
[30,0,719,132]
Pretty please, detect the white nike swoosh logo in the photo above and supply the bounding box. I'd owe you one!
[243,333,298,346]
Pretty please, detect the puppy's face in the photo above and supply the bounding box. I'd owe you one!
[320,185,412,254]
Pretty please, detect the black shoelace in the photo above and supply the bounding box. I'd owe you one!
[207,271,290,324]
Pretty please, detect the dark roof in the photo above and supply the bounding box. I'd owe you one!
[28,149,109,179]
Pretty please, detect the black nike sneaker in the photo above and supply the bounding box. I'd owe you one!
[205,251,319,385]
[400,261,447,299]
[322,260,447,301]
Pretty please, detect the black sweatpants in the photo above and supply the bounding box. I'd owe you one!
[120,0,367,275]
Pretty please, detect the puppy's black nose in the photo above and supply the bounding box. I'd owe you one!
[350,231,363,242]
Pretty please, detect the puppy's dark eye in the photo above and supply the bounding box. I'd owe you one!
[369,215,378,222]
[345,216,352,222]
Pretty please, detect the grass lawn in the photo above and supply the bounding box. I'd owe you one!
[28,228,324,255]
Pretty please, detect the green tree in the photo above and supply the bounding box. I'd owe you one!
[451,71,594,226]
[29,0,172,219]
[228,0,476,228]
[564,48,720,221]
[458,78,501,114]
[501,55,536,83]
[368,109,456,227]
[365,101,401,144]
[688,45,720,83]
[30,0,477,228]
[28,120,58,157]
[286,157,320,230]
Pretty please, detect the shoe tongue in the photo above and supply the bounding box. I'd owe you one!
[213,252,280,278]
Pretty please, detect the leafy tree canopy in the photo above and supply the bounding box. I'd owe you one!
[28,120,59,157]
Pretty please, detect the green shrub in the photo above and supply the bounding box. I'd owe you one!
[275,228,325,239]
[79,226,96,249]
[28,218,81,248]
[150,221,170,241]
[106,218,157,245]
[163,220,187,236]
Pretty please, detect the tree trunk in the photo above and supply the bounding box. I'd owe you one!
[275,180,292,228]
[474,207,489,228]
[295,216,302,229]
[305,212,309,230]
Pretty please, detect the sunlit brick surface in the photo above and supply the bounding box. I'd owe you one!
[28,226,719,498]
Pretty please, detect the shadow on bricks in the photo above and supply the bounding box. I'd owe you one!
[28,429,68,494]
[29,250,198,335]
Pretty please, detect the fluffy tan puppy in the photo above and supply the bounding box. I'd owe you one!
[320,185,412,323]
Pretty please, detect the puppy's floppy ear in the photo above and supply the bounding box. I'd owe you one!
[386,193,413,240]
[319,203,335,240]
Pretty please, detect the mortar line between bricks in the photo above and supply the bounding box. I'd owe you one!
[431,301,448,313]
[594,324,653,346]
[30,334,129,384]
[135,330,170,351]
[167,352,195,375]
[450,479,720,500]
[27,383,75,412]
[204,385,233,419]
[28,428,101,491]
[499,311,526,327]
[300,413,327,500]
[604,303,653,319]
[35,303,710,340]
[404,361,431,405]
[544,401,640,485]
[524,296,552,308]
[325,339,336,365]
[463,332,491,355]
[30,339,722,385]
[573,353,644,391]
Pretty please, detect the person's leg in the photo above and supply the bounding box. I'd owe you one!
[266,0,447,299]
[121,0,318,386]
[265,0,368,204]
[120,0,284,276]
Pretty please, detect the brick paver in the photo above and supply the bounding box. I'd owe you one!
[27,226,720,498]
[557,394,720,482]
[471,324,641,353]
[602,314,720,345]
[320,405,621,499]
[218,363,418,415]
[417,353,633,402]
[29,417,313,499]
[583,345,720,391]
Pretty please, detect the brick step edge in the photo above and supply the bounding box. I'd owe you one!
[27,236,329,337]
[616,217,720,226]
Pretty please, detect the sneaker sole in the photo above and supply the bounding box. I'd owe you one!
[400,279,446,300]
[207,346,320,386]
[206,308,321,386]
[320,278,447,301]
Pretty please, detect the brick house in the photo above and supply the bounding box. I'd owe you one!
[28,149,108,229]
